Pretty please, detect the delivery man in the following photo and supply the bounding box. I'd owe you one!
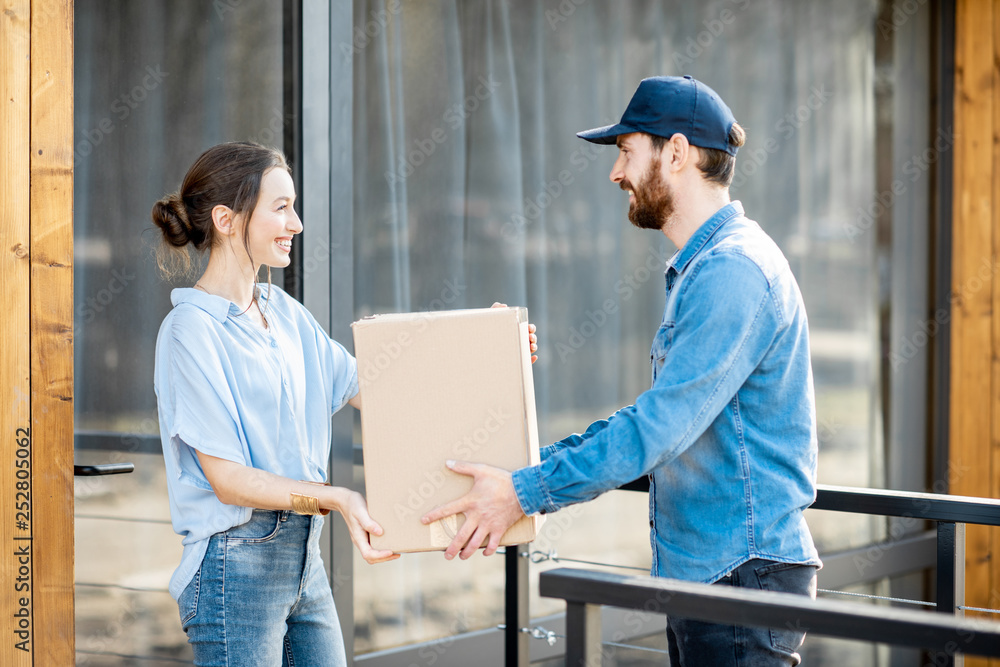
[423,75,821,666]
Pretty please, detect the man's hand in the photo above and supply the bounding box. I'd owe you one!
[421,460,526,560]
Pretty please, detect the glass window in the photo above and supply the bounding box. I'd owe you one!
[71,0,937,663]
[348,1,934,664]
[73,1,288,662]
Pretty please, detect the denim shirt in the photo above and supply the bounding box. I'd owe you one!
[512,201,821,583]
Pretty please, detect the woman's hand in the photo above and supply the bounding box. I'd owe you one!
[491,302,539,363]
[335,489,400,565]
[195,451,399,564]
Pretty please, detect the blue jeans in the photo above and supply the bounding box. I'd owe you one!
[178,510,346,666]
[667,559,818,666]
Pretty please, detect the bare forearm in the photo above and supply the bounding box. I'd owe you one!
[197,451,350,514]
[196,450,398,564]
[348,390,362,410]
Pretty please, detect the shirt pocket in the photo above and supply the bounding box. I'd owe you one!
[649,320,676,383]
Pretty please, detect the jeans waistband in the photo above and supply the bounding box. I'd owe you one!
[250,509,319,523]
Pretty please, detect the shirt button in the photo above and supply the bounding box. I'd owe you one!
[649,520,655,528]
[271,340,278,348]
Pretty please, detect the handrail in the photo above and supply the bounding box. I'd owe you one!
[813,485,1000,525]
[539,568,1000,660]
[620,477,1000,526]
[505,481,1000,665]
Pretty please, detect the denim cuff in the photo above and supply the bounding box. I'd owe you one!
[512,466,555,515]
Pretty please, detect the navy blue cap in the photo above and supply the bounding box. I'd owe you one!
[577,75,738,156]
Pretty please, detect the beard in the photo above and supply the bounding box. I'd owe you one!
[622,157,675,231]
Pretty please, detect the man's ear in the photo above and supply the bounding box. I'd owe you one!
[211,204,237,238]
[664,133,691,173]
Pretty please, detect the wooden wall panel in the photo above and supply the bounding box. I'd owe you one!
[2,0,75,663]
[993,0,1000,661]
[1,1,35,664]
[29,0,75,665]
[952,1,998,666]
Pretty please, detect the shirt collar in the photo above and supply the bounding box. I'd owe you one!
[170,287,238,323]
[667,200,744,277]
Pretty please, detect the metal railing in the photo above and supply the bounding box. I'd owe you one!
[540,567,1000,665]
[505,483,1000,666]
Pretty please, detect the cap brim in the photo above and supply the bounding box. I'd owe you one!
[576,123,635,145]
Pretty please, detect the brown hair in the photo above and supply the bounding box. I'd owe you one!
[151,142,290,278]
[650,122,746,187]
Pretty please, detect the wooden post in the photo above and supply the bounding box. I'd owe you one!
[1,0,75,663]
[29,0,75,664]
[952,2,998,666]
[1,0,36,664]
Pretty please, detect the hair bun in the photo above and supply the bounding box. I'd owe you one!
[151,194,194,247]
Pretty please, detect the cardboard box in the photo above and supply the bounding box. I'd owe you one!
[352,307,542,552]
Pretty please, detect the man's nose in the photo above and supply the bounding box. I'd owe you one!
[609,154,625,183]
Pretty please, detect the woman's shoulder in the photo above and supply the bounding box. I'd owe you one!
[158,289,226,345]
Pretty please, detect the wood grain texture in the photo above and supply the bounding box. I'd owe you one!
[29,0,75,664]
[952,2,997,666]
[991,4,1000,667]
[1,0,35,663]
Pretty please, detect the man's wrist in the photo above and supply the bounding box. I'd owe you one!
[511,466,553,515]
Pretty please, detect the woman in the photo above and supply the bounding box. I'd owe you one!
[150,141,396,666]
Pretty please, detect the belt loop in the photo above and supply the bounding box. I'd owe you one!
[279,509,290,522]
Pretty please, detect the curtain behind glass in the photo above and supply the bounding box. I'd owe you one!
[74,0,286,435]
[73,2,286,662]
[351,0,885,659]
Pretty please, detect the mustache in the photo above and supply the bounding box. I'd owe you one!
[620,180,633,192]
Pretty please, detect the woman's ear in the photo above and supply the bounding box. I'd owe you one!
[211,204,236,238]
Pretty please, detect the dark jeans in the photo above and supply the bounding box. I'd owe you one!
[667,559,818,666]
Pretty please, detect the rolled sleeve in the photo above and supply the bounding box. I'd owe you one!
[309,313,359,414]
[166,330,247,466]
[331,343,359,413]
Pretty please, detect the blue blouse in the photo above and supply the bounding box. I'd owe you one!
[154,283,358,599]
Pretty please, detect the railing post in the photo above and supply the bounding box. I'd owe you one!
[937,522,963,614]
[565,601,602,667]
[505,544,529,666]
[935,522,967,667]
